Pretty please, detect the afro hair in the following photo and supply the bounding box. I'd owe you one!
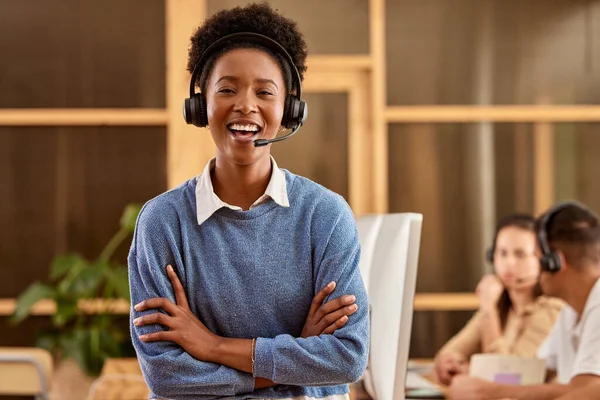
[187,2,308,94]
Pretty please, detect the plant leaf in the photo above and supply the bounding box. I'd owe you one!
[72,262,107,297]
[52,300,78,327]
[57,261,87,297]
[107,267,130,299]
[11,283,55,325]
[120,203,142,232]
[50,253,86,280]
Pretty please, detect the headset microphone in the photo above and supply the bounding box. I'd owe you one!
[253,124,303,147]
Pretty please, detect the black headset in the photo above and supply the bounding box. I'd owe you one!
[486,214,535,263]
[182,32,307,147]
[537,200,595,274]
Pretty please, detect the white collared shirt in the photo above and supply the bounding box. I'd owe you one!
[195,156,290,226]
[537,277,600,383]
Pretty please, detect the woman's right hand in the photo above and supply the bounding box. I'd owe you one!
[301,281,358,338]
[434,352,468,385]
[476,274,505,312]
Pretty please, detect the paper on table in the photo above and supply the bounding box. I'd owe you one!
[405,371,439,389]
[469,354,546,385]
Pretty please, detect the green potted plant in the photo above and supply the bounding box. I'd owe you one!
[11,203,142,377]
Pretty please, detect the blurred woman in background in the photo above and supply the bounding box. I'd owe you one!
[433,214,564,385]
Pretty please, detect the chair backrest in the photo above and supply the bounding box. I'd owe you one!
[356,214,384,292]
[0,347,52,398]
[363,213,423,400]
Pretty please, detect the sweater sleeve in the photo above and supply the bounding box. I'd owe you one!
[436,312,483,362]
[128,201,255,399]
[253,198,370,386]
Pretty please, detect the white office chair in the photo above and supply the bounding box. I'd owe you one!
[0,347,52,400]
[361,213,423,400]
[356,214,384,293]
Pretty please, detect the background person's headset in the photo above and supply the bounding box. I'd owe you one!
[537,200,594,274]
[182,32,308,147]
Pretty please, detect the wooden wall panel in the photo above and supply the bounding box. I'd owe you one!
[207,0,369,55]
[0,0,165,108]
[271,94,349,201]
[0,127,166,298]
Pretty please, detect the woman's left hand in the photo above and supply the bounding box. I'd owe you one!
[133,265,219,362]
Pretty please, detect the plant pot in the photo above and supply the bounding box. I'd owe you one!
[49,358,95,400]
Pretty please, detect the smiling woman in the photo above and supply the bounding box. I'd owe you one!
[127,3,369,400]
[206,48,286,168]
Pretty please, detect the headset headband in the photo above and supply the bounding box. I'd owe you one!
[188,32,302,99]
[538,200,594,255]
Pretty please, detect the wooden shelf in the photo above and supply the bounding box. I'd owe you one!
[385,105,600,123]
[0,293,477,316]
[0,298,130,316]
[413,293,479,311]
[0,109,168,126]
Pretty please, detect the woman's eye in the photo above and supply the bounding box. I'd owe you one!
[218,88,235,93]
[258,90,273,96]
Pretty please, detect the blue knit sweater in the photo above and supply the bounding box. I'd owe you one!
[128,170,369,399]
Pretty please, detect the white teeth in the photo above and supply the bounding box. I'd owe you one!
[229,124,260,132]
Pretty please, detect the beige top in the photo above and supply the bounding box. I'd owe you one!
[438,296,564,361]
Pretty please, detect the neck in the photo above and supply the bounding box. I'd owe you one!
[508,288,535,314]
[211,155,272,211]
[563,270,600,317]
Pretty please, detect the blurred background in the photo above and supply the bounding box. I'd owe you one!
[1,0,600,396]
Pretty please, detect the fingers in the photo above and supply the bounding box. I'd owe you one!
[166,264,190,310]
[308,281,336,318]
[134,297,180,316]
[438,367,454,385]
[318,303,358,331]
[139,330,172,342]
[321,315,349,335]
[314,294,356,322]
[133,312,174,328]
[434,355,460,385]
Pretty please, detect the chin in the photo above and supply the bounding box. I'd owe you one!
[228,148,267,166]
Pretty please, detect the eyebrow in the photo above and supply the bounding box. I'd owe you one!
[215,76,279,88]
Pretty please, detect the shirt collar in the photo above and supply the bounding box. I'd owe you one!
[195,156,289,226]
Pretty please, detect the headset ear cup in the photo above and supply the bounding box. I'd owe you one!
[183,98,193,125]
[282,96,307,129]
[281,95,294,129]
[184,94,208,127]
[297,100,307,126]
[549,252,562,273]
[540,256,551,273]
[197,94,208,127]
[486,248,494,263]
[541,252,562,273]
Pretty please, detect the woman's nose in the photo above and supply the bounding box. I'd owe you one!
[504,255,518,269]
[233,91,258,114]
